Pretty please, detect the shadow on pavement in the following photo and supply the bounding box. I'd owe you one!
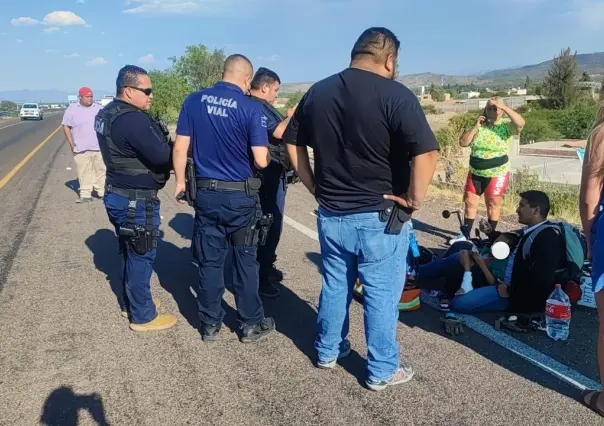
[40,386,110,426]
[303,247,593,401]
[413,219,458,242]
[64,179,79,195]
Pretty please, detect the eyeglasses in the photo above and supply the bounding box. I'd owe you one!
[123,86,152,96]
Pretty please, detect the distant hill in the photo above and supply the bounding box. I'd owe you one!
[280,51,604,93]
[0,89,112,103]
[5,52,604,100]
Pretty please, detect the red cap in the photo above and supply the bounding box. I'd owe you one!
[79,87,93,96]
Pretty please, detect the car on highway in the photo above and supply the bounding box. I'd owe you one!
[19,103,44,121]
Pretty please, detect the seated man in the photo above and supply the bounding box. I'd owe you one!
[416,190,565,314]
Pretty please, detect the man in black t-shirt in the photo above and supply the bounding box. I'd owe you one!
[283,27,439,391]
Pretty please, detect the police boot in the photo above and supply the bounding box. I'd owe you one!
[200,323,222,343]
[240,317,275,343]
[129,314,177,332]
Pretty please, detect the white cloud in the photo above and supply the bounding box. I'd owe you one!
[11,17,39,26]
[87,56,107,66]
[138,53,155,64]
[76,0,86,3]
[257,54,279,62]
[571,0,604,29]
[122,0,230,15]
[43,27,60,33]
[15,39,24,43]
[65,52,81,58]
[42,11,88,27]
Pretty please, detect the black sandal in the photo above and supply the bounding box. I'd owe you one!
[581,390,604,418]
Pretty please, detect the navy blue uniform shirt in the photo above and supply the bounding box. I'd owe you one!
[100,100,172,190]
[176,82,269,182]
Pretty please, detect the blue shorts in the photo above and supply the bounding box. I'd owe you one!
[590,206,604,293]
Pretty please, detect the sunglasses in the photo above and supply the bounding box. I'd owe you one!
[123,86,152,96]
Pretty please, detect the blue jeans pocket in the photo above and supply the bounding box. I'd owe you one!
[358,225,397,263]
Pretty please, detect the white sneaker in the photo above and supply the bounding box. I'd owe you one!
[448,233,467,245]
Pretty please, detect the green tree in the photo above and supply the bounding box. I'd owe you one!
[0,100,17,111]
[285,91,305,109]
[580,71,591,82]
[542,47,578,109]
[524,76,532,89]
[170,44,226,90]
[429,84,445,102]
[148,70,191,123]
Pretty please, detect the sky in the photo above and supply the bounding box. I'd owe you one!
[2,0,604,93]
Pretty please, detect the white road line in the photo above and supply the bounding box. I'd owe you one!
[0,121,24,130]
[283,213,602,392]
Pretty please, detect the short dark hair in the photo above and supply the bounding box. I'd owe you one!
[223,54,253,75]
[116,65,148,95]
[250,67,281,91]
[520,190,551,218]
[351,27,400,63]
[499,232,521,251]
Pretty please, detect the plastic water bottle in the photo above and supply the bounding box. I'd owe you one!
[408,223,420,258]
[545,284,571,341]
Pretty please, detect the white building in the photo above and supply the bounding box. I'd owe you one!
[458,91,480,99]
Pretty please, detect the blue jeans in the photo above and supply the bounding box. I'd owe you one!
[257,161,287,280]
[315,207,410,382]
[193,188,265,328]
[418,252,462,282]
[104,192,160,324]
[451,286,509,313]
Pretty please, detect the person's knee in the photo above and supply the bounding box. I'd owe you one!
[464,192,479,207]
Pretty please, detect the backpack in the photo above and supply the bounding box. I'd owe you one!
[520,221,587,283]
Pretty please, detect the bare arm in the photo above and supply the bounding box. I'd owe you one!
[251,146,270,170]
[459,116,483,147]
[286,144,315,195]
[471,252,497,285]
[501,104,525,135]
[173,135,190,188]
[580,125,604,255]
[62,125,75,152]
[272,116,292,140]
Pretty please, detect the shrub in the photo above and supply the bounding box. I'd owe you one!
[551,100,598,139]
[422,104,444,115]
[520,117,562,144]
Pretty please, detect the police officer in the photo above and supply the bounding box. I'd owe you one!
[248,67,297,298]
[173,54,276,343]
[95,65,177,332]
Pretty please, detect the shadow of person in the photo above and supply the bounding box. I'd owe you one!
[40,385,110,426]
[413,219,458,241]
[64,179,79,195]
[85,229,126,312]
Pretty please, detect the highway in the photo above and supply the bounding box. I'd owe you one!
[0,116,602,425]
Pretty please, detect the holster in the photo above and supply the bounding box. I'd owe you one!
[185,157,196,207]
[245,177,262,198]
[380,205,413,235]
[117,194,158,255]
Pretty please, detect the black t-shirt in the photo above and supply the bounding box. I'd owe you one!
[283,67,440,214]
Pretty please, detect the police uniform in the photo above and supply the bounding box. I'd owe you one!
[95,99,173,327]
[176,81,275,342]
[249,96,289,290]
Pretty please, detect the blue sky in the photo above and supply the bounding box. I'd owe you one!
[2,0,604,93]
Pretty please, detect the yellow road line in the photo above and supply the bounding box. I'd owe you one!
[0,125,62,190]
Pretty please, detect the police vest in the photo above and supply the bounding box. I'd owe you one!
[251,96,290,170]
[94,101,171,185]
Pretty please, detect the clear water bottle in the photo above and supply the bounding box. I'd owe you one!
[545,284,571,341]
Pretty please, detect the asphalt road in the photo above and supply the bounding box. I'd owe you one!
[0,120,602,425]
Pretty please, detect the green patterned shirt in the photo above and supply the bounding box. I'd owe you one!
[469,118,512,178]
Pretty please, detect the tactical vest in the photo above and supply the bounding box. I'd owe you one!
[95,100,171,186]
[250,96,290,170]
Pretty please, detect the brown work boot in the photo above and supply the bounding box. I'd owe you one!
[121,297,161,318]
[129,314,177,332]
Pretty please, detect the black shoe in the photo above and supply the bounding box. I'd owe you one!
[259,281,280,299]
[201,323,222,342]
[240,317,275,343]
[268,264,284,282]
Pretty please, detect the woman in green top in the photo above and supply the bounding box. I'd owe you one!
[452,97,525,243]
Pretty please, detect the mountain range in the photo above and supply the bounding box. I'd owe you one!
[2,52,603,102]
